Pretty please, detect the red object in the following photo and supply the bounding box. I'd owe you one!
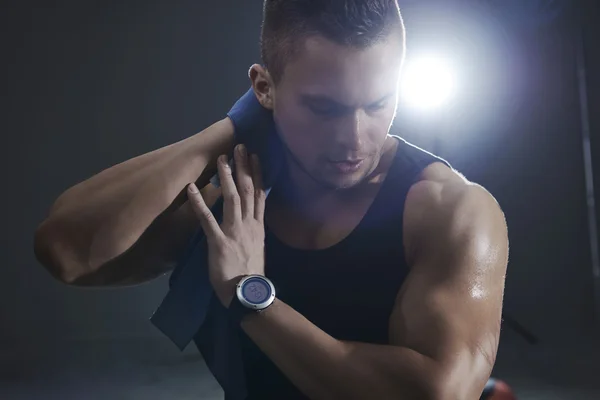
[482,378,517,400]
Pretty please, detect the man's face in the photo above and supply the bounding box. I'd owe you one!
[271,33,404,190]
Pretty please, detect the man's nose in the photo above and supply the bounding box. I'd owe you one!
[334,110,365,152]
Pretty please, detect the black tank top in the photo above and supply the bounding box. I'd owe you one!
[239,137,449,399]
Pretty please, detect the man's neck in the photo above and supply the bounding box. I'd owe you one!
[274,161,345,217]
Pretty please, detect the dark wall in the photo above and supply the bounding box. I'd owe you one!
[1,1,596,346]
[1,0,265,342]
[583,0,600,325]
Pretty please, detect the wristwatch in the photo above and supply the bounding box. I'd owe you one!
[228,275,276,325]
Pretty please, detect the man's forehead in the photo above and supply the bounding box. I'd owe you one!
[281,36,402,103]
[297,35,402,67]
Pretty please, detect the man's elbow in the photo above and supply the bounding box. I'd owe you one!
[424,378,459,400]
[366,366,456,400]
[422,364,490,400]
[408,376,463,400]
[341,367,469,400]
[416,375,457,400]
[34,220,85,284]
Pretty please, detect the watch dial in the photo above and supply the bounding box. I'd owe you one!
[242,277,271,304]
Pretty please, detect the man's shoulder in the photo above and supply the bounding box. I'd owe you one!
[403,162,506,255]
[410,162,499,215]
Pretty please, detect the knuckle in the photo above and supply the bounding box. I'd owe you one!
[253,220,264,230]
[240,184,254,197]
[202,210,214,221]
[254,189,266,203]
[221,221,235,233]
[221,164,233,176]
[228,193,241,206]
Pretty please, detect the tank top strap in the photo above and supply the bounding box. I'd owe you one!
[361,136,451,227]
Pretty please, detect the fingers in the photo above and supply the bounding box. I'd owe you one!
[216,146,266,224]
[234,144,255,219]
[251,154,267,221]
[217,155,242,225]
[187,183,224,241]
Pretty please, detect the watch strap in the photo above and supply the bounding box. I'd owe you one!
[228,293,256,326]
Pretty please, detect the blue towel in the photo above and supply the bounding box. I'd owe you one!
[152,181,274,399]
[150,199,219,350]
[152,115,282,398]
[150,195,245,399]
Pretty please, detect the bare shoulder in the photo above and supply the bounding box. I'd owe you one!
[407,162,505,225]
[403,162,508,264]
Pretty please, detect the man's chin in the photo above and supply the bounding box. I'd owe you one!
[313,169,371,191]
[284,151,375,192]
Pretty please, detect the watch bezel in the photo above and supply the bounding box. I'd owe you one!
[236,275,276,310]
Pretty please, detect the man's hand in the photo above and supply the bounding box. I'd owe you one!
[187,144,267,307]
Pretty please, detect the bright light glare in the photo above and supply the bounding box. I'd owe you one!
[400,55,457,111]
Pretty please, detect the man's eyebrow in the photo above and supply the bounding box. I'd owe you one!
[367,92,395,106]
[300,92,395,108]
[300,94,345,106]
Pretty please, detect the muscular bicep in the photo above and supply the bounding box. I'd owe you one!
[72,184,221,287]
[388,181,508,397]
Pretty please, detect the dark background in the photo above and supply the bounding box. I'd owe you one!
[1,0,599,398]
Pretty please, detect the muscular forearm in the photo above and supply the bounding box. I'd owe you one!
[35,118,234,281]
[241,299,446,400]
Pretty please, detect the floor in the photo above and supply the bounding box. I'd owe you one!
[1,334,599,399]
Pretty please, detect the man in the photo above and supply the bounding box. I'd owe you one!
[34,1,508,399]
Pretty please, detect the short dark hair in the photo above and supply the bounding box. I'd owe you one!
[261,0,405,85]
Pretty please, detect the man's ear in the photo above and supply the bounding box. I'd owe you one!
[249,64,275,110]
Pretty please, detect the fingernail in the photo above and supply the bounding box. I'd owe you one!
[238,144,246,157]
[220,155,228,165]
[188,183,199,193]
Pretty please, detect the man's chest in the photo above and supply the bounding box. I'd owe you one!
[262,234,408,344]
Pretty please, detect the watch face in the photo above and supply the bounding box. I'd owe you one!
[241,277,272,305]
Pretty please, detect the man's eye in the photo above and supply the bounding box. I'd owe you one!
[367,102,387,112]
[309,104,342,116]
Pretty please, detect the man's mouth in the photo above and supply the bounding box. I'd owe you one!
[328,159,365,173]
